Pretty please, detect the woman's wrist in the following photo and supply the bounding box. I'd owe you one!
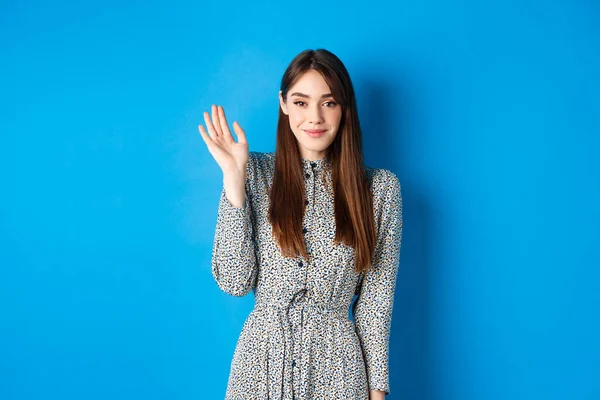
[369,389,386,400]
[222,173,246,209]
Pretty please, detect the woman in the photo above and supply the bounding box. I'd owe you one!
[198,49,403,400]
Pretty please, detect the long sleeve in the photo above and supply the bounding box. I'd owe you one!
[353,170,403,394]
[211,153,258,297]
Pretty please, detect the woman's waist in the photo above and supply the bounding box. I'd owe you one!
[253,291,350,321]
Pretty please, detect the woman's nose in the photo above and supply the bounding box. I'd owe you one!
[308,105,324,123]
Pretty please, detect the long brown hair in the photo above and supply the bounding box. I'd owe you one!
[268,49,376,273]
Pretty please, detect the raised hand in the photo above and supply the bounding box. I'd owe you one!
[198,104,249,177]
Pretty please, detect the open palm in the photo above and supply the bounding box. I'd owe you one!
[198,104,249,176]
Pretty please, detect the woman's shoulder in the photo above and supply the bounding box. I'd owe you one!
[365,164,401,193]
[365,164,402,214]
[245,151,276,182]
[248,150,275,163]
[248,151,275,170]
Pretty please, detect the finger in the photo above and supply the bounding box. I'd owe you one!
[211,104,223,136]
[198,124,212,145]
[218,106,233,140]
[203,111,219,140]
[232,121,247,144]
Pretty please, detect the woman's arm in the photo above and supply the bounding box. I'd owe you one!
[198,104,257,297]
[353,170,403,396]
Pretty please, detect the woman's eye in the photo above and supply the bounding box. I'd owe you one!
[293,101,306,106]
[324,101,337,107]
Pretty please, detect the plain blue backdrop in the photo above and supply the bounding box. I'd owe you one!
[1,0,599,399]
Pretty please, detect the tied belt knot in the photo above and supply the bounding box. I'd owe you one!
[253,287,348,322]
[252,288,349,398]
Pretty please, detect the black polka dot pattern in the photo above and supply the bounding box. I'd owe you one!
[211,151,403,399]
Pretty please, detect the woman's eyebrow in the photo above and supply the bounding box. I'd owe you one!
[289,92,333,99]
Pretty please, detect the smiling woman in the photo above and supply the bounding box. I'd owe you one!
[198,49,403,400]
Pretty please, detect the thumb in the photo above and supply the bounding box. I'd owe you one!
[232,121,248,145]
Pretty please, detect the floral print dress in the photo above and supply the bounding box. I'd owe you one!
[211,151,403,399]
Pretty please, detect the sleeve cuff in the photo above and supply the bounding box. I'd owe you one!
[218,186,249,220]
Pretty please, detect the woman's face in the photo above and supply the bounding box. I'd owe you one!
[279,69,342,161]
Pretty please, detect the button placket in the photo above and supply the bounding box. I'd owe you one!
[303,164,315,241]
[289,289,307,395]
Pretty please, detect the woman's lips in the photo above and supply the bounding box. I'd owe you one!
[304,129,327,138]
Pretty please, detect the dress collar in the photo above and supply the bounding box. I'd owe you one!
[301,156,330,172]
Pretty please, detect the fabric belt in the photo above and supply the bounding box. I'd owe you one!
[252,289,349,399]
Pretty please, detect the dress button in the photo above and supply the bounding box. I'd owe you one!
[305,173,310,179]
[302,227,307,234]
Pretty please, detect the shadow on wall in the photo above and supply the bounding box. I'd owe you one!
[359,76,435,400]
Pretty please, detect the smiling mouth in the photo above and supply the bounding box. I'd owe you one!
[304,129,327,134]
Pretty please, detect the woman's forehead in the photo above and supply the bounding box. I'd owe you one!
[288,70,332,96]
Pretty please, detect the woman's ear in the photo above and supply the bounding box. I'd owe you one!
[279,91,289,115]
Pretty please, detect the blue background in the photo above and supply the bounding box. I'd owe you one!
[1,0,599,399]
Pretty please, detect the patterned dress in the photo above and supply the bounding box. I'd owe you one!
[211,151,403,399]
